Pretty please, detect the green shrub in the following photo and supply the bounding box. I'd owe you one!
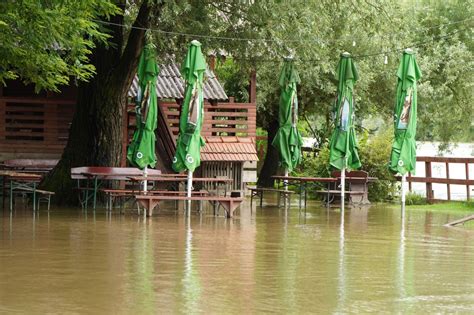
[358,128,397,202]
[464,199,474,209]
[294,143,331,178]
[293,128,397,202]
[405,192,427,205]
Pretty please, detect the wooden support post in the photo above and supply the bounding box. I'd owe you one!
[208,53,216,72]
[121,107,129,168]
[466,162,470,200]
[425,161,433,202]
[408,172,412,192]
[249,69,257,104]
[0,100,5,142]
[446,162,451,201]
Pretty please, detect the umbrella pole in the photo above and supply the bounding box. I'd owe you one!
[341,167,345,212]
[186,170,193,215]
[143,166,148,194]
[284,168,289,207]
[401,174,406,218]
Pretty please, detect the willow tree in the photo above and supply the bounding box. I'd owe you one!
[40,1,166,202]
[2,0,268,203]
[250,0,412,186]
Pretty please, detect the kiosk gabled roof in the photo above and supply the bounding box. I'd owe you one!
[129,63,227,101]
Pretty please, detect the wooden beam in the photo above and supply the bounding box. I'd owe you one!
[466,162,470,200]
[403,177,474,185]
[417,156,474,163]
[249,69,256,104]
[446,162,451,201]
[444,214,474,227]
[425,161,433,202]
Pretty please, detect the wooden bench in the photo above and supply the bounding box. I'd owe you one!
[70,166,162,209]
[1,159,58,173]
[249,187,295,207]
[314,170,375,205]
[102,188,209,211]
[17,187,55,211]
[70,166,162,181]
[135,195,244,218]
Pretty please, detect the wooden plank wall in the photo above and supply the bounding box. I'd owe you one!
[201,161,243,190]
[0,97,75,157]
[160,100,257,139]
[1,97,257,160]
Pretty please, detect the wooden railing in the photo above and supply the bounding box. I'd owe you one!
[126,100,257,169]
[0,97,75,156]
[160,101,257,138]
[406,156,473,201]
[1,96,257,162]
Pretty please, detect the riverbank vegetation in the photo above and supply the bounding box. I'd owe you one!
[393,200,474,213]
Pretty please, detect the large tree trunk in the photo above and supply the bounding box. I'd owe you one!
[257,118,280,187]
[41,1,158,204]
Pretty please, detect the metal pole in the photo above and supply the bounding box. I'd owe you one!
[284,168,289,207]
[143,166,148,194]
[187,170,193,215]
[341,167,345,212]
[401,174,406,218]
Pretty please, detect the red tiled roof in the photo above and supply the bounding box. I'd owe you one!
[201,137,259,162]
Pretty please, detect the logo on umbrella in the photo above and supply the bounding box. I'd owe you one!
[186,154,194,164]
[136,152,143,159]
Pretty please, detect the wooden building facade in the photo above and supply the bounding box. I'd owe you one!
[0,63,258,189]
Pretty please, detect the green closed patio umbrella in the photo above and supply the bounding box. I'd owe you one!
[328,52,361,211]
[172,40,206,211]
[127,43,159,193]
[389,48,421,214]
[272,58,303,191]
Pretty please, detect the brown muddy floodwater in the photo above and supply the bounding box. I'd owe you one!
[1,198,473,314]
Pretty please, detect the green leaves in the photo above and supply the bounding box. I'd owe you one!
[0,0,120,92]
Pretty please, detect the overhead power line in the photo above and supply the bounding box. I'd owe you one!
[92,18,470,62]
[93,16,471,45]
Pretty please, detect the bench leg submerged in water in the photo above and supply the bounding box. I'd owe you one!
[250,189,293,208]
[136,198,242,218]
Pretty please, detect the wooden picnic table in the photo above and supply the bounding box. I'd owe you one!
[129,176,235,216]
[128,176,233,183]
[0,171,43,211]
[128,176,233,196]
[272,172,378,207]
[0,159,58,173]
[135,195,243,217]
[71,166,163,210]
[272,175,338,208]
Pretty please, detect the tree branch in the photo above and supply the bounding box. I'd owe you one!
[113,1,164,89]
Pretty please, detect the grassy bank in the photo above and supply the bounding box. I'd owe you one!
[389,200,474,214]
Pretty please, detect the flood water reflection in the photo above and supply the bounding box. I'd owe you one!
[1,200,473,314]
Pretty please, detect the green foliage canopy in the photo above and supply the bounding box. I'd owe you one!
[0,0,120,92]
[1,0,471,145]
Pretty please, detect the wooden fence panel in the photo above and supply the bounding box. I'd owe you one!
[158,101,257,139]
[0,97,75,157]
[406,156,474,202]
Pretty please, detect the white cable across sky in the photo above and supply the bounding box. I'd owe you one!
[92,17,471,62]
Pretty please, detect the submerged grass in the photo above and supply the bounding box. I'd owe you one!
[389,200,474,214]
